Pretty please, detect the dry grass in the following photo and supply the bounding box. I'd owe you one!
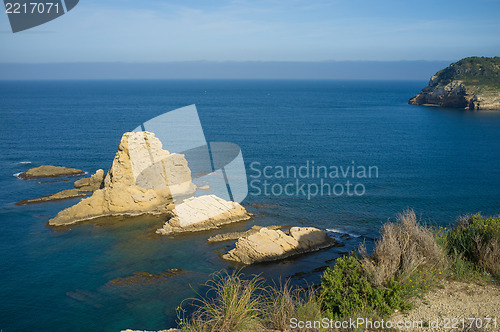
[181,270,266,332]
[359,209,446,286]
[265,280,322,331]
[476,237,500,278]
[179,272,323,332]
[446,213,500,280]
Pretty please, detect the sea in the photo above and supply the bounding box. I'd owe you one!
[1,80,499,332]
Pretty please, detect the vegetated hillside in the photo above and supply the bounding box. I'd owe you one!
[409,56,500,110]
[435,56,500,88]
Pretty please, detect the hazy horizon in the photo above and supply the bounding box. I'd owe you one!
[0,60,451,80]
[2,0,499,66]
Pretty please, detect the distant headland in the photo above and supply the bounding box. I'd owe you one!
[409,56,500,111]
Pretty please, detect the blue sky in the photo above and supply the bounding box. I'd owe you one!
[1,0,499,63]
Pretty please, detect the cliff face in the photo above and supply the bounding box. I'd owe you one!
[409,56,500,110]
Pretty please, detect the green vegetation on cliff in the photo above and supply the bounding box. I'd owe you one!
[434,56,500,90]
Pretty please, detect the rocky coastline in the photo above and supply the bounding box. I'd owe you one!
[409,56,500,111]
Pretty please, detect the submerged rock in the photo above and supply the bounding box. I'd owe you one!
[19,165,85,179]
[222,227,337,264]
[48,132,196,226]
[156,195,250,235]
[108,269,185,285]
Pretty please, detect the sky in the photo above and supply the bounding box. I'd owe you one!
[0,0,499,78]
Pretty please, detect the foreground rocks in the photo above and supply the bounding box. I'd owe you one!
[409,56,500,110]
[222,227,337,264]
[19,165,84,179]
[49,132,196,226]
[156,195,250,235]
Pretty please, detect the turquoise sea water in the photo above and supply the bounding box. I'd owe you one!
[1,80,500,331]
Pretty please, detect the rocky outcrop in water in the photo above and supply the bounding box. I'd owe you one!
[48,132,196,226]
[19,165,84,179]
[16,169,105,205]
[207,225,283,242]
[108,269,184,285]
[409,56,500,110]
[16,189,89,205]
[73,169,105,191]
[222,227,337,264]
[156,194,250,235]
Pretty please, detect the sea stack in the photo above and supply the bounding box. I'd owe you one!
[48,131,250,230]
[48,132,196,226]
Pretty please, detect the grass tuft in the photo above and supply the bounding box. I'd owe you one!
[359,209,446,286]
[265,279,322,331]
[446,213,500,279]
[180,270,266,332]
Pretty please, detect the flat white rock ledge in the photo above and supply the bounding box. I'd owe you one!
[156,194,250,235]
[222,226,337,264]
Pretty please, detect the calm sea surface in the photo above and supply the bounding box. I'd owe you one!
[1,80,500,331]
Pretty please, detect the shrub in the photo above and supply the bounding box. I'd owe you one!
[359,210,446,286]
[447,214,500,278]
[320,255,409,319]
[448,251,483,282]
[181,270,266,332]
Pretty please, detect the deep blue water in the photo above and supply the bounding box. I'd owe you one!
[1,80,499,332]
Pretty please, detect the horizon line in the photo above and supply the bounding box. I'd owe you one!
[0,61,451,80]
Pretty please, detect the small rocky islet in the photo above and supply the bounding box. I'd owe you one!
[19,165,85,180]
[17,131,336,264]
[16,169,105,205]
[409,56,500,111]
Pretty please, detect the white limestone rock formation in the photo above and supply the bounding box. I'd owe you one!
[156,194,250,235]
[49,132,196,226]
[222,227,336,264]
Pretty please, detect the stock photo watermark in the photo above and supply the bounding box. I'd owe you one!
[249,160,379,200]
[3,0,80,33]
[290,317,498,330]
